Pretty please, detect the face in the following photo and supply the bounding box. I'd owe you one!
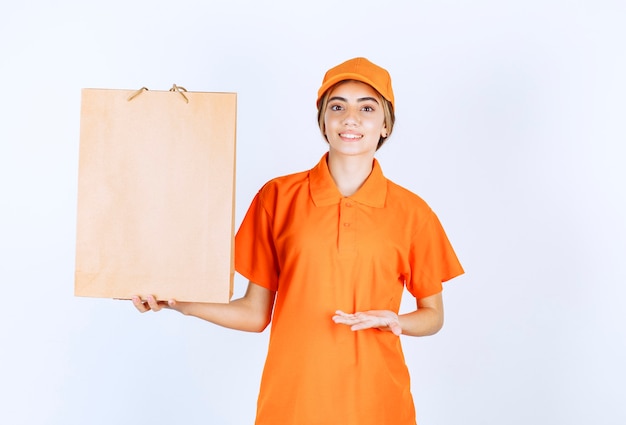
[323,80,388,159]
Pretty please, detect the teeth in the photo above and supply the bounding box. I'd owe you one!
[341,133,362,139]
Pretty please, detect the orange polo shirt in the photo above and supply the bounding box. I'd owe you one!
[235,154,464,425]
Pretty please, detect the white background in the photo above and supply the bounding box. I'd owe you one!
[1,1,625,424]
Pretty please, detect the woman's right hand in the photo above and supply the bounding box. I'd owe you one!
[132,295,178,313]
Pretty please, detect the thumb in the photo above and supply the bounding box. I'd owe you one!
[389,322,402,336]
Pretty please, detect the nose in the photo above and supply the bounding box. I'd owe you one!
[342,107,360,126]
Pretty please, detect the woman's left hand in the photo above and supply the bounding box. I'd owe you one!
[332,310,402,336]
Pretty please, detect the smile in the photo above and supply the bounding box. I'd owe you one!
[340,133,362,140]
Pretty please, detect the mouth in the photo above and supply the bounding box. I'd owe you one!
[339,133,363,140]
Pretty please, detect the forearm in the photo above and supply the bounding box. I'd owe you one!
[398,307,444,337]
[177,296,270,333]
[397,291,444,336]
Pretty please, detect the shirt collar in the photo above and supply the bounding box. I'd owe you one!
[310,153,387,208]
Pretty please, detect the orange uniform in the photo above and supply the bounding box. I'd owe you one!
[235,154,464,425]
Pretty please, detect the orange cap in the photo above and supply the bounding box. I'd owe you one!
[316,57,394,110]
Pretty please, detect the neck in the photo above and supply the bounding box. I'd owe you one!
[326,151,375,197]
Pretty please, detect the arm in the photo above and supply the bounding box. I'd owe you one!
[332,292,444,337]
[398,292,444,336]
[132,281,275,333]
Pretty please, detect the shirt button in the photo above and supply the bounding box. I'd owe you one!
[345,202,352,207]
[343,222,351,227]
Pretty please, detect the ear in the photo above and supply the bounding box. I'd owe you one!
[381,125,388,138]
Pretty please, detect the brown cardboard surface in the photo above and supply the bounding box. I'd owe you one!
[75,88,236,303]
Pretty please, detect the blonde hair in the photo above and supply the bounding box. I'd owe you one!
[316,81,395,150]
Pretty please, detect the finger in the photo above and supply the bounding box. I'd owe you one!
[349,315,396,332]
[332,314,360,325]
[146,295,164,311]
[389,322,403,336]
[350,318,382,331]
[131,296,150,313]
[332,310,350,323]
[332,315,346,324]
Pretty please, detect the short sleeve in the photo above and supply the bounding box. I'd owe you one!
[234,190,280,291]
[406,211,464,298]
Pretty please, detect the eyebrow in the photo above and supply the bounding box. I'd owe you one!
[328,96,380,104]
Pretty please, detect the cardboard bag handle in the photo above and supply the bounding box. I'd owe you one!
[127,84,189,103]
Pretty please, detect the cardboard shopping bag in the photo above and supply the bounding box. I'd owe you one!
[75,86,236,303]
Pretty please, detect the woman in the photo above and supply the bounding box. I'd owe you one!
[133,57,464,425]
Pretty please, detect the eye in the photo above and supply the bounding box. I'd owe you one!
[329,104,344,111]
[361,105,376,112]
